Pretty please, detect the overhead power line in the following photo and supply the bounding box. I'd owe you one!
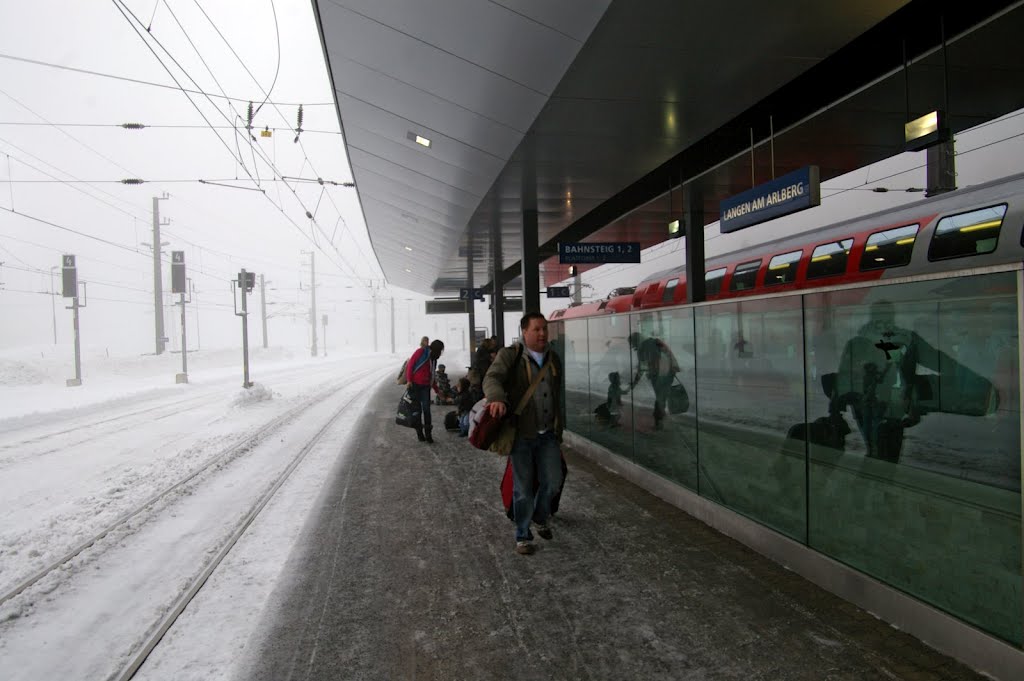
[0,51,333,107]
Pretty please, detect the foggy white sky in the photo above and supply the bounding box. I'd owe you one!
[0,0,446,356]
[1,2,1022,357]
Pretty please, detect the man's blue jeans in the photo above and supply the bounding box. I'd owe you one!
[510,431,562,542]
[410,384,432,428]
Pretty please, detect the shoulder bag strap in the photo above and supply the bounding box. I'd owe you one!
[512,356,551,416]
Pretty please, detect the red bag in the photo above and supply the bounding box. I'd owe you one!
[468,405,506,450]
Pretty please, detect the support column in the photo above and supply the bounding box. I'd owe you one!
[466,244,476,354]
[684,184,706,304]
[491,213,505,344]
[521,209,540,314]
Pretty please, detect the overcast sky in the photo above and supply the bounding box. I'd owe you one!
[0,0,449,356]
[1,2,1022,357]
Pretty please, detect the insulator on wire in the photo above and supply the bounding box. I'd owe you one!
[121,123,146,129]
[294,104,304,143]
[246,101,255,131]
[121,178,145,185]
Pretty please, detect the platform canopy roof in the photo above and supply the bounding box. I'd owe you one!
[311,0,1024,295]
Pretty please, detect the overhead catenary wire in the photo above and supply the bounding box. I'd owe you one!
[183,1,377,280]
[111,0,368,285]
[0,51,333,107]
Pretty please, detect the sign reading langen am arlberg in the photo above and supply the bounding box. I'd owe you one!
[719,165,820,234]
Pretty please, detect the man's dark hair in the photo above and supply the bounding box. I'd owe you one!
[520,311,546,330]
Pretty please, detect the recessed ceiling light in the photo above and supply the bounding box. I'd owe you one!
[404,246,413,251]
[406,131,431,148]
[404,268,412,273]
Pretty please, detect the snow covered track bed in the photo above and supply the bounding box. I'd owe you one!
[0,358,394,681]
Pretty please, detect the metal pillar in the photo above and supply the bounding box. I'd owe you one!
[467,243,476,352]
[67,294,82,387]
[176,293,188,384]
[521,209,540,314]
[309,252,318,357]
[684,183,706,304]
[152,195,169,355]
[490,207,505,344]
[260,274,268,348]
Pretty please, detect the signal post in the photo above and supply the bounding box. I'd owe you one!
[171,251,189,383]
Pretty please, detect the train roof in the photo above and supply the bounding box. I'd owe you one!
[635,170,1024,286]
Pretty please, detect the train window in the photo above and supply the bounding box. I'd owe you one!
[729,259,761,291]
[662,278,679,302]
[807,239,853,279]
[765,250,802,286]
[929,204,1006,261]
[705,268,726,296]
[859,224,919,271]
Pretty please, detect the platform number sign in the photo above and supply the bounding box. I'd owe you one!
[171,251,187,294]
[61,254,77,298]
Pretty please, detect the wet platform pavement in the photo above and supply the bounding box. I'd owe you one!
[233,380,991,681]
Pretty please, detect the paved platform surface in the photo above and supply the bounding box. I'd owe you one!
[233,380,989,681]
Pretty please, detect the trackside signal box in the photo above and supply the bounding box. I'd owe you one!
[237,270,256,292]
[171,251,187,294]
[62,254,77,297]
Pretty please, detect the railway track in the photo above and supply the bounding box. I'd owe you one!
[0,366,384,610]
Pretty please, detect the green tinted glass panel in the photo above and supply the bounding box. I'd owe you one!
[562,319,590,439]
[629,309,698,489]
[694,296,806,539]
[804,272,1021,643]
[586,315,636,458]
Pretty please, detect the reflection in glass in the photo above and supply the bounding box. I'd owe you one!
[562,320,590,440]
[695,297,806,539]
[629,310,698,489]
[804,273,1020,643]
[587,316,634,457]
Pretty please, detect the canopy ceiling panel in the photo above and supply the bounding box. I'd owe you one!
[313,0,1024,298]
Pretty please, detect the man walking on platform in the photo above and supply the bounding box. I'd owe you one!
[484,313,564,555]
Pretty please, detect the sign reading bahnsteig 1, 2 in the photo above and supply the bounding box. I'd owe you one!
[719,165,821,234]
[558,242,641,264]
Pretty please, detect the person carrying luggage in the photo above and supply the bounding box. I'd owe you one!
[483,312,564,556]
[405,339,445,443]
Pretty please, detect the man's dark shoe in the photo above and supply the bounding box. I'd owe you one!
[424,426,434,443]
[536,523,553,540]
[515,541,535,555]
[415,427,426,442]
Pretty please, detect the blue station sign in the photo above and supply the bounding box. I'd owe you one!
[719,165,821,234]
[558,242,641,264]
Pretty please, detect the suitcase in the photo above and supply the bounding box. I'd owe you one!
[443,410,460,431]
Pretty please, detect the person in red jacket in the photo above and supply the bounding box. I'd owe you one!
[405,339,445,442]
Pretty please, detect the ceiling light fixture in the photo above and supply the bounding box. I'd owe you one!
[407,131,431,148]
[404,246,413,251]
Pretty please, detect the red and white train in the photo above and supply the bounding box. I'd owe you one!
[550,170,1024,320]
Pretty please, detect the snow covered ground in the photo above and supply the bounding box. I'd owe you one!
[0,343,463,680]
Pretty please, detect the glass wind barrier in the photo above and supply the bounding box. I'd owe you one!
[695,296,807,540]
[804,273,1020,644]
[549,268,1021,645]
